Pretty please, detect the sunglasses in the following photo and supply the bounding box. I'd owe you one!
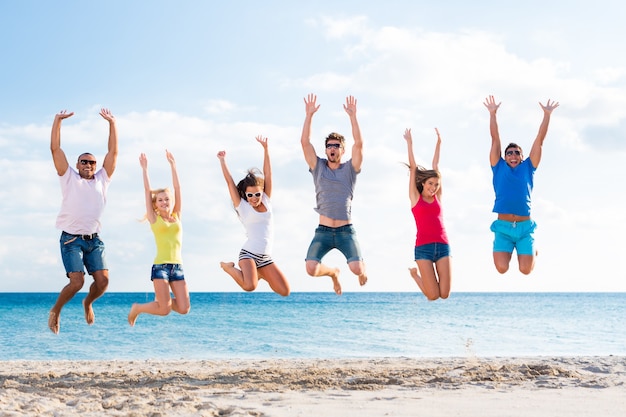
[505,150,521,156]
[326,143,342,149]
[246,192,262,198]
[79,160,97,165]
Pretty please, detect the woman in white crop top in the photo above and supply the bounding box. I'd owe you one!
[217,135,290,296]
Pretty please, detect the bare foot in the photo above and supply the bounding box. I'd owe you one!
[83,299,95,325]
[220,261,235,271]
[329,268,342,295]
[409,267,426,293]
[48,311,60,334]
[128,303,140,326]
[358,273,368,286]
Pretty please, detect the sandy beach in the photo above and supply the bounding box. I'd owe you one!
[1,356,624,416]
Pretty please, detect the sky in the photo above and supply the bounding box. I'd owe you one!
[1,0,625,294]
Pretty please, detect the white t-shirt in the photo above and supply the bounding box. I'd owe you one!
[55,167,110,234]
[235,193,273,255]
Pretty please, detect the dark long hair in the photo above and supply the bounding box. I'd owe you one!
[236,168,264,201]
[405,163,440,193]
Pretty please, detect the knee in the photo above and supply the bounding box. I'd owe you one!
[348,262,365,276]
[156,303,172,316]
[425,290,441,301]
[67,273,85,290]
[242,282,258,292]
[519,266,533,275]
[178,304,191,315]
[495,264,509,274]
[305,261,319,276]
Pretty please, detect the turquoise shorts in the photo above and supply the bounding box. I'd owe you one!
[490,219,536,256]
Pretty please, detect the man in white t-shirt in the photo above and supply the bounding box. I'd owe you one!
[48,109,119,334]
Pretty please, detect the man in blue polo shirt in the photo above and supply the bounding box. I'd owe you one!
[483,95,559,275]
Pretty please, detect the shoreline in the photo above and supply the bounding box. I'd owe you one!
[1,356,625,416]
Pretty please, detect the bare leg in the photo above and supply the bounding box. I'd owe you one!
[409,267,426,295]
[305,260,342,295]
[128,280,172,326]
[170,280,190,314]
[49,272,85,334]
[220,259,259,292]
[258,263,290,296]
[348,260,367,286]
[416,260,441,301]
[434,256,452,299]
[517,253,536,275]
[493,251,512,274]
[82,270,109,325]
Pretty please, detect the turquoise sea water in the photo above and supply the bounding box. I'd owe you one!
[1,292,624,361]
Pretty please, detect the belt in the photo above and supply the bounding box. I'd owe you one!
[64,231,99,240]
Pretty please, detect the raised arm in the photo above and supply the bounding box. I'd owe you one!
[166,150,182,218]
[256,135,272,198]
[403,128,420,207]
[217,151,241,207]
[529,99,560,168]
[301,93,320,170]
[483,95,502,167]
[139,153,157,224]
[100,108,119,178]
[344,95,363,172]
[50,110,74,176]
[432,128,442,172]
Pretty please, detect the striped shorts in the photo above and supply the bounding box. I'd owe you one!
[238,249,274,268]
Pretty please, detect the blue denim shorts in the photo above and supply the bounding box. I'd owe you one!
[151,263,185,281]
[305,224,363,263]
[490,219,536,255]
[414,242,451,262]
[60,231,107,276]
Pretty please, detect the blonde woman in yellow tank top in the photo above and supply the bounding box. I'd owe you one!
[128,150,190,326]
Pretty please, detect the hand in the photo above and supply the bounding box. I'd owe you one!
[304,93,320,116]
[55,110,74,121]
[139,153,148,170]
[540,99,560,114]
[99,108,115,123]
[403,128,412,143]
[216,150,226,160]
[435,127,441,143]
[165,149,176,165]
[343,95,357,116]
[483,95,501,114]
[255,135,268,148]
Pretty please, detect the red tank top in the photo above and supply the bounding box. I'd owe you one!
[411,195,449,246]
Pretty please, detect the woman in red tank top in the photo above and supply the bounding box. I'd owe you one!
[404,128,452,300]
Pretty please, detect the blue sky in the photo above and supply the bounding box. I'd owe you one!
[1,1,625,293]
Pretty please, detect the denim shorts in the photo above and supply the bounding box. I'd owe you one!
[305,224,363,263]
[490,219,536,255]
[60,231,107,276]
[414,242,451,262]
[151,263,185,281]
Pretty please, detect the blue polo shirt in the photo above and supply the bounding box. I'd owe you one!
[491,158,535,216]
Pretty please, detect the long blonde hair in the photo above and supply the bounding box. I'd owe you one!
[140,187,172,221]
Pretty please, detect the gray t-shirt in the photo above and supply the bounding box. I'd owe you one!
[310,156,358,221]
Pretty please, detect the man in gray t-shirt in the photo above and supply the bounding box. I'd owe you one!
[300,94,367,295]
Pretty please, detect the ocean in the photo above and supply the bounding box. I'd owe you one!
[1,292,624,361]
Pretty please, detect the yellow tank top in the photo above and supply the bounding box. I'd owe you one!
[150,214,183,264]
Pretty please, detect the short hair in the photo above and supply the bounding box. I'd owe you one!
[77,152,95,162]
[325,132,345,147]
[504,143,523,155]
